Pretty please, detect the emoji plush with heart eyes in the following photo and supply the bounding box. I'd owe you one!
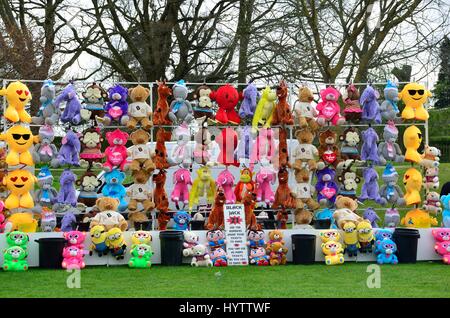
[0,125,39,166]
[3,170,37,209]
[0,81,32,123]
[399,83,431,121]
[403,168,422,206]
[403,125,422,163]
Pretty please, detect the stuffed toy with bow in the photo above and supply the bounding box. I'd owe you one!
[56,169,78,207]
[171,168,192,208]
[128,129,155,173]
[360,85,381,124]
[359,166,382,203]
[80,82,107,125]
[104,129,129,171]
[0,81,32,123]
[33,125,58,164]
[100,84,128,125]
[79,127,104,169]
[189,166,216,211]
[125,84,152,130]
[52,130,81,167]
[255,157,276,206]
[33,166,58,213]
[211,83,241,125]
[32,79,60,125]
[360,127,379,163]
[169,124,192,167]
[403,125,423,164]
[0,125,39,166]
[378,121,404,164]
[215,127,239,167]
[216,169,236,204]
[399,82,431,121]
[316,86,345,126]
[183,231,199,257]
[378,164,405,207]
[191,244,213,267]
[193,125,213,165]
[423,167,439,191]
[423,192,442,215]
[272,80,294,126]
[239,81,259,121]
[3,170,37,210]
[168,80,193,124]
[102,170,128,212]
[250,128,275,170]
[153,80,172,125]
[252,86,276,132]
[55,83,82,125]
[343,84,362,122]
[293,86,319,131]
[267,241,288,266]
[380,80,401,122]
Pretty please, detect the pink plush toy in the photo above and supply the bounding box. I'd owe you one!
[216,169,236,204]
[62,245,86,269]
[432,228,450,242]
[64,230,86,248]
[0,201,6,233]
[171,168,192,207]
[104,129,129,171]
[316,87,345,126]
[250,128,276,170]
[255,158,276,205]
[434,241,450,264]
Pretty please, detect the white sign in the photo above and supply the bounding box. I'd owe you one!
[223,204,248,266]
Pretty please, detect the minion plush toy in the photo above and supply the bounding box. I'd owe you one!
[3,170,37,209]
[403,125,422,163]
[105,227,127,260]
[0,125,39,166]
[0,81,32,123]
[403,168,422,206]
[399,82,431,121]
[89,225,108,257]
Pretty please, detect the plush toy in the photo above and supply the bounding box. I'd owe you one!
[343,84,362,122]
[376,239,398,264]
[210,83,241,125]
[127,169,154,213]
[102,170,128,211]
[128,129,155,172]
[76,170,101,210]
[169,124,192,167]
[423,167,439,191]
[339,127,361,160]
[189,166,216,211]
[126,84,152,130]
[271,166,295,210]
[403,125,423,163]
[356,220,374,253]
[271,80,294,126]
[131,230,152,248]
[207,187,226,230]
[319,229,341,243]
[239,81,259,120]
[0,81,32,123]
[193,126,213,165]
[234,168,255,203]
[168,80,193,124]
[33,167,58,211]
[79,127,104,169]
[336,163,360,199]
[374,229,394,250]
[255,158,276,205]
[171,168,192,208]
[235,126,253,165]
[316,86,345,126]
[173,211,191,231]
[293,208,313,229]
[292,168,320,210]
[215,127,239,167]
[3,170,37,209]
[89,225,109,257]
[378,121,404,164]
[434,241,450,264]
[5,213,38,233]
[154,80,172,125]
[183,231,199,257]
[359,166,381,203]
[317,129,341,170]
[0,125,39,166]
[192,84,214,121]
[63,230,86,249]
[55,83,82,125]
[252,86,276,132]
[153,170,169,212]
[420,145,441,169]
[314,208,335,228]
[363,208,381,228]
[268,229,285,245]
[403,168,422,206]
[216,169,236,204]
[277,128,290,168]
[292,128,318,172]
[321,241,344,265]
[206,229,227,252]
[154,128,171,170]
[401,208,437,228]
[378,164,405,206]
[399,82,431,121]
[441,195,450,228]
[343,221,359,257]
[100,84,128,125]
[52,130,81,167]
[380,80,401,122]
[32,79,59,125]
[34,125,58,164]
[55,169,77,207]
[292,86,319,131]
[266,241,288,266]
[3,246,28,271]
[315,167,338,206]
[333,208,363,230]
[432,228,450,242]
[384,208,400,228]
[360,127,379,163]
[60,210,76,232]
[80,82,107,125]
[210,247,228,267]
[249,128,276,169]
[249,247,269,266]
[242,190,257,229]
[423,192,442,215]
[62,245,85,270]
[128,244,153,268]
[190,244,213,267]
[360,85,381,124]
[104,129,129,171]
[247,229,266,249]
[6,231,29,249]
[105,227,127,260]
[40,209,57,232]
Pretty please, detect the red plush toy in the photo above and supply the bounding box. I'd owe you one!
[210,84,242,124]
[215,127,239,167]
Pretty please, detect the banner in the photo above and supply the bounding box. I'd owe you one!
[223,204,248,266]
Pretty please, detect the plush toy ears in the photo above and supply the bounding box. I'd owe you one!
[209,90,216,100]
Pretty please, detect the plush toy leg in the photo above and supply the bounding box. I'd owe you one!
[141,117,153,130]
[128,159,142,171]
[128,199,138,211]
[18,109,31,123]
[6,151,20,166]
[304,198,320,210]
[143,199,155,212]
[414,106,429,121]
[126,117,138,130]
[215,108,228,124]
[401,106,415,120]
[19,151,34,166]
[298,116,308,128]
[5,106,20,122]
[143,159,155,173]
[227,110,241,125]
[5,194,20,209]
[20,193,35,208]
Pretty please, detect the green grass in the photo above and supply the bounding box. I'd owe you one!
[2,263,450,298]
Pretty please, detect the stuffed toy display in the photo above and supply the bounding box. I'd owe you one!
[272,166,295,210]
[293,86,319,131]
[3,246,28,271]
[343,84,362,122]
[359,166,382,203]
[33,167,58,212]
[32,79,60,125]
[5,213,38,233]
[192,84,214,121]
[207,187,226,230]
[168,80,193,124]
[210,247,228,267]
[441,195,450,228]
[292,168,320,210]
[266,241,288,266]
[292,128,318,172]
[360,85,381,124]
[360,127,379,163]
[420,145,441,169]
[252,86,276,132]
[3,170,37,209]
[153,80,172,125]
[60,208,77,232]
[89,225,109,257]
[401,208,437,228]
[239,81,259,120]
[378,122,404,164]
[102,170,128,211]
[34,125,58,164]
[103,129,129,171]
[6,231,29,249]
[169,124,192,167]
[374,229,393,250]
[384,208,400,228]
[333,199,363,229]
[378,164,405,206]
[189,166,216,211]
[100,84,129,125]
[62,245,86,270]
[424,167,439,191]
[403,125,423,163]
[126,84,152,130]
[79,127,104,169]
[247,229,266,249]
[242,189,257,229]
[154,128,172,170]
[315,167,339,206]
[403,167,422,206]
[319,229,341,243]
[129,244,153,268]
[131,230,152,248]
[271,80,294,126]
[127,169,154,213]
[216,169,236,204]
[183,231,199,257]
[40,209,57,232]
[80,82,107,125]
[206,229,226,250]
[380,80,400,122]
[171,168,192,208]
[64,230,86,248]
[215,127,239,167]
[56,169,77,207]
[357,220,375,253]
[210,83,241,125]
[105,227,127,260]
[321,241,345,265]
[234,168,255,203]
[339,127,361,160]
[173,211,191,231]
[249,128,275,169]
[433,229,450,264]
[190,244,213,267]
[0,81,32,123]
[0,125,39,166]
[399,82,431,121]
[317,129,341,170]
[268,230,285,246]
[193,126,212,165]
[51,130,81,167]
[316,86,345,126]
[55,83,82,125]
[128,129,155,172]
[76,170,101,210]
[255,158,276,205]
[153,170,169,212]
[343,221,359,257]
[293,208,314,229]
[249,246,269,266]
[423,192,442,215]
[337,164,360,198]
[363,208,381,228]
[376,239,398,265]
[276,128,290,168]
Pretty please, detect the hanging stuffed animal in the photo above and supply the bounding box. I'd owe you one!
[360,85,381,124]
[128,129,155,172]
[33,125,58,164]
[242,189,257,229]
[210,83,241,125]
[343,84,362,122]
[189,166,216,210]
[153,170,169,213]
[154,128,171,170]
[33,167,58,212]
[249,128,275,169]
[193,125,213,165]
[127,169,154,213]
[363,208,381,228]
[239,81,259,121]
[399,82,431,121]
[235,125,253,165]
[315,167,339,206]
[271,80,294,126]
[360,127,379,163]
[55,83,82,125]
[384,208,400,228]
[171,168,192,208]
[339,127,361,160]
[252,86,276,132]
[56,169,77,207]
[216,169,236,204]
[403,168,423,206]
[336,164,360,199]
[32,79,60,125]
[378,164,405,206]
[173,211,191,231]
[419,145,440,169]
[207,187,226,230]
[126,84,152,130]
[403,125,423,163]
[3,170,37,209]
[423,167,439,191]
[103,129,129,171]
[0,81,32,123]
[168,80,193,124]
[293,86,319,131]
[378,121,404,164]
[255,157,276,205]
[102,169,128,212]
[100,84,128,125]
[234,168,255,203]
[271,165,295,210]
[423,192,442,215]
[169,124,192,167]
[79,127,104,169]
[52,130,81,167]
[380,80,401,122]
[292,128,318,172]
[40,208,57,232]
[292,168,320,210]
[80,82,107,125]
[153,80,172,125]
[359,166,382,203]
[76,170,101,210]
[316,86,345,126]
[215,127,239,167]
[317,129,341,170]
[91,197,128,231]
[192,84,214,121]
[0,125,39,166]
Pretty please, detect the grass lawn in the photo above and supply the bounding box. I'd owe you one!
[2,262,450,298]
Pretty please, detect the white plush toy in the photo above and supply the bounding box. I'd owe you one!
[183,231,199,257]
[170,124,192,167]
[190,244,212,267]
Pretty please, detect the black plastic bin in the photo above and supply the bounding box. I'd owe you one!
[134,221,152,231]
[263,220,277,229]
[393,228,420,263]
[159,231,184,266]
[292,234,316,264]
[314,219,331,229]
[35,237,66,269]
[190,220,205,231]
[76,222,90,232]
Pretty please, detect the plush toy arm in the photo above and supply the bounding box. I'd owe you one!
[0,133,5,141]
[394,185,404,197]
[189,181,199,210]
[394,143,402,155]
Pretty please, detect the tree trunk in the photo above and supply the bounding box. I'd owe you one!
[237,0,253,84]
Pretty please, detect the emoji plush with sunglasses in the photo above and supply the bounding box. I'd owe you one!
[3,170,37,209]
[0,125,39,166]
[399,83,431,121]
[0,81,32,123]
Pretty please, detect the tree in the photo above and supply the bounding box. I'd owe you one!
[433,36,450,109]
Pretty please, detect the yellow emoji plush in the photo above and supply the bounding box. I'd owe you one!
[403,168,422,206]
[403,125,422,163]
[0,125,39,166]
[3,170,37,209]
[6,212,38,233]
[0,81,32,123]
[399,83,431,121]
[401,208,437,228]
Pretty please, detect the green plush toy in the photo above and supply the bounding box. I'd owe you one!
[3,246,28,271]
[6,231,29,250]
[128,244,153,268]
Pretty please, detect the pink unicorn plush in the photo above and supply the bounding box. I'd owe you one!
[171,168,192,207]
[255,158,276,204]
[250,128,276,170]
[316,87,345,126]
[64,230,86,248]
[216,169,236,204]
[62,246,86,270]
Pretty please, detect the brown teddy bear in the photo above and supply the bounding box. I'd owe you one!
[294,208,314,229]
[266,241,288,265]
[292,128,318,173]
[127,169,155,213]
[292,168,320,210]
[128,129,156,172]
[317,129,341,170]
[333,195,362,229]
[268,229,285,245]
[90,197,128,231]
[293,86,319,132]
[127,85,153,130]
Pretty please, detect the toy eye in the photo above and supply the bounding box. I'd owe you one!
[21,177,28,182]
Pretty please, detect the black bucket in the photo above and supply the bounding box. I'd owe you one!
[291,234,316,264]
[263,220,277,229]
[314,219,331,229]
[76,222,90,232]
[159,231,184,266]
[35,237,67,269]
[190,220,205,230]
[134,221,152,231]
[393,228,420,263]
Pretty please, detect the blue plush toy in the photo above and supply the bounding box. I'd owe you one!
[173,210,191,231]
[374,229,393,254]
[315,208,337,229]
[376,238,398,264]
[441,194,450,228]
[102,169,128,211]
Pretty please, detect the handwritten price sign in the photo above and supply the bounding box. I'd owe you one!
[224,204,249,266]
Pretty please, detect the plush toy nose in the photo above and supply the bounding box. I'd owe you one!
[112,92,121,100]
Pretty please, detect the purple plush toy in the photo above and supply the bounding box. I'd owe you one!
[57,169,78,207]
[360,85,381,124]
[359,166,382,203]
[52,130,81,167]
[61,211,76,232]
[361,127,379,163]
[55,84,82,125]
[239,82,259,120]
[235,125,253,161]
[363,208,381,228]
[315,167,339,206]
[102,85,128,125]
